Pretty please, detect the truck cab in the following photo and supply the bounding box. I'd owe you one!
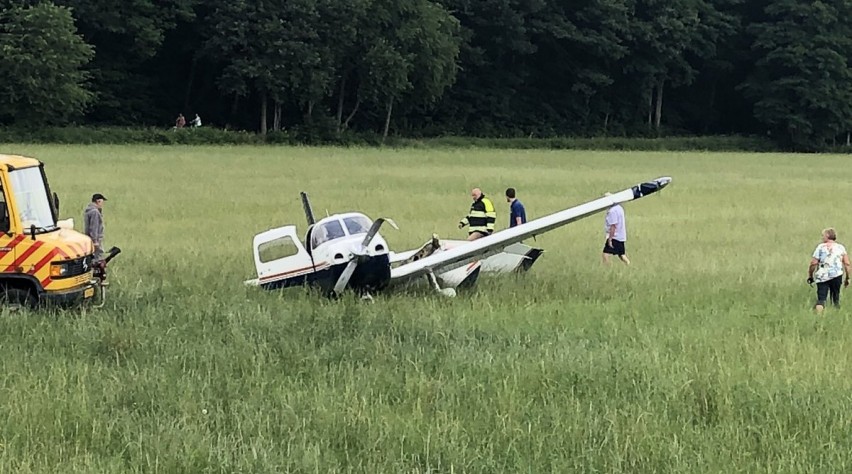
[0,154,98,308]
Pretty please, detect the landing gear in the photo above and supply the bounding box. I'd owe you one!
[426,270,456,298]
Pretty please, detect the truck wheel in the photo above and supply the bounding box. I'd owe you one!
[0,287,37,310]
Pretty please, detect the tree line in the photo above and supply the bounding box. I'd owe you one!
[1,0,851,150]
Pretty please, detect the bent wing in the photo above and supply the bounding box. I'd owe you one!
[390,176,671,282]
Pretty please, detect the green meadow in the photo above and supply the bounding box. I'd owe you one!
[0,145,850,472]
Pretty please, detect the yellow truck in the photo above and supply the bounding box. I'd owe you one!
[0,154,108,308]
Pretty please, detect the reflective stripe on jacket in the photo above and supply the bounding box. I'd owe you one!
[460,196,496,234]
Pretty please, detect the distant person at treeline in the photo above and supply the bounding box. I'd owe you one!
[808,227,850,313]
[191,114,201,127]
[175,113,185,129]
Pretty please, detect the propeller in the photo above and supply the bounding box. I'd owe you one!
[331,217,398,296]
[300,192,316,226]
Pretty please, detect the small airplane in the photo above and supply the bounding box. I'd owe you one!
[244,176,672,298]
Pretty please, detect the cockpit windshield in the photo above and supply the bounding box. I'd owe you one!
[311,219,346,248]
[343,215,371,235]
[8,167,55,232]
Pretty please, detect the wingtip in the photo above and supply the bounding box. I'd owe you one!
[632,176,672,199]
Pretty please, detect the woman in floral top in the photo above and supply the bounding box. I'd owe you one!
[808,228,851,313]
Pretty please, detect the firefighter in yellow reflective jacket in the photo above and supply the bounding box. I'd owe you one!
[458,188,496,241]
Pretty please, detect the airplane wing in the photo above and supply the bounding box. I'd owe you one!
[390,176,671,282]
[389,249,419,264]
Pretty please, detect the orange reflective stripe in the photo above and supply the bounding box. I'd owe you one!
[2,235,26,251]
[29,248,59,277]
[5,240,43,271]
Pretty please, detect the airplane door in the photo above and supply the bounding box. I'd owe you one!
[253,225,314,281]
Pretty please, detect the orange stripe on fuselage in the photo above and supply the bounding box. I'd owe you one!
[259,263,329,282]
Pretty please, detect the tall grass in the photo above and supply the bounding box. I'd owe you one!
[0,145,850,472]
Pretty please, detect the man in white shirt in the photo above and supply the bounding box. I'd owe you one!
[602,193,629,265]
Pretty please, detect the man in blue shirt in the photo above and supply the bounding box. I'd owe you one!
[505,188,526,228]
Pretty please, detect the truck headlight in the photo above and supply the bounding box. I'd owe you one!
[50,262,71,278]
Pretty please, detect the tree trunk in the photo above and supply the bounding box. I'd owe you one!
[260,91,268,136]
[336,74,347,131]
[847,132,850,146]
[382,97,394,144]
[183,55,198,112]
[603,112,610,134]
[273,100,281,132]
[306,100,314,120]
[342,96,360,131]
[647,86,653,128]
[231,94,240,114]
[705,79,717,134]
[654,79,664,130]
[226,94,240,130]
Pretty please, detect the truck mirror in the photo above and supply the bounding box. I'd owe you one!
[53,192,60,214]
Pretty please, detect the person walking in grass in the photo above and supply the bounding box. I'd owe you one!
[459,188,496,241]
[808,228,850,313]
[602,192,629,265]
[505,187,526,228]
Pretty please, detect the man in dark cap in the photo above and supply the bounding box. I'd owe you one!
[84,193,107,261]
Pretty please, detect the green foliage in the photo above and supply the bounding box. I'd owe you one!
[0,3,94,126]
[0,126,263,145]
[4,0,852,149]
[742,0,852,150]
[0,126,777,151]
[397,134,777,152]
[55,0,196,123]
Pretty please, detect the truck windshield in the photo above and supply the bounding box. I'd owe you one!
[9,167,55,231]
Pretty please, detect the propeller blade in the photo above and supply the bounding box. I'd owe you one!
[332,217,398,296]
[332,259,359,295]
[300,192,316,226]
[360,217,398,248]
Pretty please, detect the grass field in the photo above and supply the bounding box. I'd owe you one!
[0,145,851,473]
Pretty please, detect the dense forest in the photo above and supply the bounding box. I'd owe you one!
[1,0,851,149]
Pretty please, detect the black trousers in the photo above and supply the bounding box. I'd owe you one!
[816,275,843,307]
